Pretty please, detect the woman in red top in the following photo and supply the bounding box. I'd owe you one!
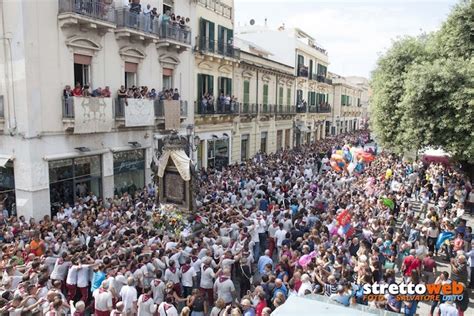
[255,292,267,316]
[72,83,82,96]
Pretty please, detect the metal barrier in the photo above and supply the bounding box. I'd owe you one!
[160,22,191,45]
[116,8,159,35]
[58,0,116,23]
[62,97,75,118]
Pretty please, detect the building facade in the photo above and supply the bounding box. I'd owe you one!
[0,0,194,219]
[232,38,296,162]
[236,25,332,147]
[192,0,239,170]
[330,73,364,135]
[0,1,370,219]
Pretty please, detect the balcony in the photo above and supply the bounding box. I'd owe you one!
[297,65,308,78]
[61,96,114,133]
[197,0,233,19]
[63,97,75,119]
[195,100,239,115]
[58,0,116,31]
[115,8,159,42]
[156,22,192,52]
[240,103,258,116]
[308,104,332,114]
[154,100,188,118]
[197,36,240,60]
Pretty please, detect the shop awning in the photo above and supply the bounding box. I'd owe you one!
[0,155,13,168]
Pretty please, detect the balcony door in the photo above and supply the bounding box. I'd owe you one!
[73,54,91,87]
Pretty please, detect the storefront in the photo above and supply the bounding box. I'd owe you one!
[49,155,102,212]
[207,137,230,170]
[113,149,145,195]
[0,159,15,216]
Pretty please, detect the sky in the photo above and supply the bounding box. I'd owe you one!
[234,0,458,78]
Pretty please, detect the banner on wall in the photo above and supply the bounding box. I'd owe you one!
[73,97,113,134]
[164,100,181,130]
[125,99,155,127]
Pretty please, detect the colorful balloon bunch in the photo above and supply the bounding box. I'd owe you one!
[329,145,374,175]
[328,209,355,238]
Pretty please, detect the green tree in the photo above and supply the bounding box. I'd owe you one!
[370,36,428,154]
[370,0,474,162]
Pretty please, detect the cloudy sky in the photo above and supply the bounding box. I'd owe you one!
[235,0,458,78]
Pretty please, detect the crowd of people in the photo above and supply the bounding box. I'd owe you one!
[124,0,191,39]
[0,129,472,316]
[63,84,181,101]
[199,92,238,114]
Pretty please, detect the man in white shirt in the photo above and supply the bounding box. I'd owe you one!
[274,223,287,258]
[137,287,157,316]
[150,270,166,305]
[200,258,215,307]
[92,281,113,316]
[157,297,178,316]
[180,258,197,297]
[213,268,235,305]
[77,263,92,303]
[120,277,138,316]
[65,259,79,301]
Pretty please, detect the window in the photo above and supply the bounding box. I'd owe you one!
[241,134,249,162]
[73,54,91,87]
[285,129,291,148]
[113,150,145,196]
[263,84,269,106]
[217,25,233,56]
[317,64,327,76]
[260,131,268,153]
[162,68,173,90]
[278,87,284,106]
[243,80,250,106]
[218,77,232,96]
[0,160,15,217]
[49,155,102,214]
[199,18,215,52]
[124,62,138,88]
[286,88,291,105]
[296,89,303,103]
[197,74,214,100]
[276,130,283,150]
[309,59,313,78]
[297,55,304,68]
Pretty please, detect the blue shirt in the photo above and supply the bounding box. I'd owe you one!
[243,308,256,316]
[272,284,288,300]
[257,255,273,274]
[91,271,106,292]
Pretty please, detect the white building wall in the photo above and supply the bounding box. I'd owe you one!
[0,0,194,219]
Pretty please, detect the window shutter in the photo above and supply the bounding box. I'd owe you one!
[287,88,291,105]
[309,60,313,78]
[199,18,206,49]
[226,78,232,96]
[263,84,269,105]
[208,21,215,51]
[197,74,203,101]
[243,81,250,105]
[74,54,92,65]
[208,75,214,96]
